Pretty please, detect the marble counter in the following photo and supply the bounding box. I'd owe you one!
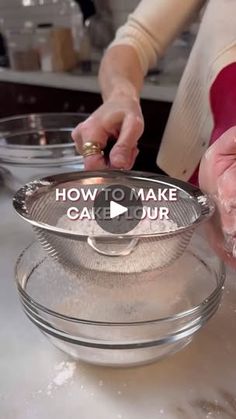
[0,69,178,103]
[0,187,236,419]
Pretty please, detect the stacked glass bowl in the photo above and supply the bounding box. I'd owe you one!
[13,170,225,367]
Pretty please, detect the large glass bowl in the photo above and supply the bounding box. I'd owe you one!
[0,113,85,191]
[15,231,225,367]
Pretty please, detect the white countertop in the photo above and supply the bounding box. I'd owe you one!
[1,186,236,419]
[0,68,178,102]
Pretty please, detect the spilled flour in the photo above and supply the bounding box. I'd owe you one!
[53,361,76,386]
[46,361,76,395]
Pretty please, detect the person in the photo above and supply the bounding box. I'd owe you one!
[72,0,236,266]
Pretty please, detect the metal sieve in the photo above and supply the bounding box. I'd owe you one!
[13,170,215,273]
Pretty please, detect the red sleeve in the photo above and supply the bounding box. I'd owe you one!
[210,62,236,142]
[189,62,236,185]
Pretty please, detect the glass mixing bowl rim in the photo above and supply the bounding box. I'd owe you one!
[0,156,83,166]
[0,112,86,124]
[0,112,87,150]
[0,142,76,151]
[15,241,226,326]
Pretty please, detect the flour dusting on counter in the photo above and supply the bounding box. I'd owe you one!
[44,361,76,396]
[53,361,76,386]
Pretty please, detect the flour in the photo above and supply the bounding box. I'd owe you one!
[53,361,76,386]
[45,361,76,395]
[198,196,208,205]
[33,361,77,398]
[57,208,178,236]
[204,145,214,161]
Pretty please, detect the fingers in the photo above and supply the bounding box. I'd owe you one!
[83,154,108,170]
[212,126,236,157]
[200,126,236,186]
[109,114,144,169]
[216,165,236,235]
[72,116,108,152]
[72,116,108,170]
[72,101,144,170]
[204,219,236,269]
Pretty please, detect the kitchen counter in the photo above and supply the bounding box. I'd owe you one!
[1,186,236,419]
[0,68,178,103]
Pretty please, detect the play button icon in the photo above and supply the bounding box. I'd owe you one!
[110,201,128,219]
[93,184,143,234]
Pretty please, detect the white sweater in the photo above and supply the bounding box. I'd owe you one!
[110,0,236,180]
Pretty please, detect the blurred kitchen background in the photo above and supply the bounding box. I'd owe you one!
[0,0,199,74]
[0,0,200,173]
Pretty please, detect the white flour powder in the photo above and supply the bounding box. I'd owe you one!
[57,209,178,236]
[45,361,76,396]
[53,361,76,386]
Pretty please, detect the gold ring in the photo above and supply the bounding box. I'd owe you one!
[82,142,104,158]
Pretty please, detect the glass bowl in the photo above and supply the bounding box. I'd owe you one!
[0,113,85,191]
[15,231,225,367]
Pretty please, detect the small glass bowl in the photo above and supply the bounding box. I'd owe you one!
[15,231,225,367]
[0,113,85,192]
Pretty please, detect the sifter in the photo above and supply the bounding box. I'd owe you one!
[13,170,215,273]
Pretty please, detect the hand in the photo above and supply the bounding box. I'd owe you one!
[199,126,236,267]
[72,95,144,170]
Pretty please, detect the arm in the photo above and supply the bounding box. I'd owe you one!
[100,0,204,99]
[99,45,143,102]
[73,0,205,170]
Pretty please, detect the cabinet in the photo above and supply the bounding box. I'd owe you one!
[0,82,103,116]
[0,81,172,173]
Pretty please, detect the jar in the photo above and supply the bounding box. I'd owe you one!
[36,24,77,72]
[5,28,40,71]
[78,21,92,72]
[35,24,54,72]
